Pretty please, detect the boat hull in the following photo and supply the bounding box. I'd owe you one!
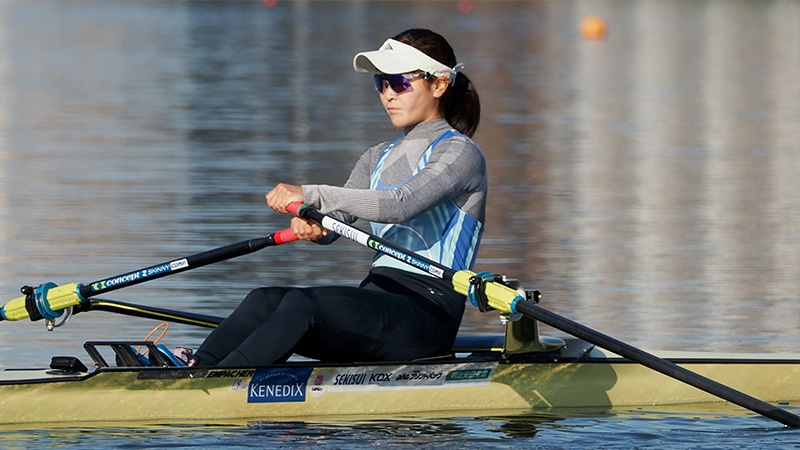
[1,342,798,425]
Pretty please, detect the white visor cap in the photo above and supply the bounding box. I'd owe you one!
[353,39,462,85]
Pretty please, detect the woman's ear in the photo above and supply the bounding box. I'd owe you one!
[432,76,450,99]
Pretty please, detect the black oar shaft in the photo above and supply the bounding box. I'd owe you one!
[289,202,800,429]
[515,301,799,428]
[1,229,296,322]
[80,233,290,299]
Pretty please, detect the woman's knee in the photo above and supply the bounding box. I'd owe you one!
[239,286,324,316]
[239,286,291,313]
[279,288,322,312]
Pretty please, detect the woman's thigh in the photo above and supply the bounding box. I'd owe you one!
[286,285,457,362]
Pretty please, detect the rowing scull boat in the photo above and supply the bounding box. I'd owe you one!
[1,315,798,425]
[1,211,797,427]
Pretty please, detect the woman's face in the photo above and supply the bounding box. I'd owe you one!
[378,73,448,129]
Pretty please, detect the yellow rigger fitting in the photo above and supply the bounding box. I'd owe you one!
[451,270,519,314]
[0,282,83,321]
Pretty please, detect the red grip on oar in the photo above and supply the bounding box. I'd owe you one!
[286,202,304,216]
[272,228,299,245]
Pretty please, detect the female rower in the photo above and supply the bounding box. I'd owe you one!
[185,28,487,367]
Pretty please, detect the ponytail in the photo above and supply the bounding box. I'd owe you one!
[442,72,480,138]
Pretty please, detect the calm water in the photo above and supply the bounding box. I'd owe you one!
[0,0,798,447]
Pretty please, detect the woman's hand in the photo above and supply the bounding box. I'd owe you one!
[290,216,328,241]
[266,184,326,240]
[265,183,304,214]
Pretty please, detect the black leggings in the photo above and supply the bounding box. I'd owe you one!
[193,274,463,367]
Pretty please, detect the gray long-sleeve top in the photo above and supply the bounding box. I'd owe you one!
[302,119,487,228]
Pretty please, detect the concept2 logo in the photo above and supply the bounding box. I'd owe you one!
[366,239,444,277]
[91,259,189,292]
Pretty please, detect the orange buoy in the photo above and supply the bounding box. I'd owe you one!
[580,15,608,40]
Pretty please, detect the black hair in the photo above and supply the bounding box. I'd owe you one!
[392,29,481,138]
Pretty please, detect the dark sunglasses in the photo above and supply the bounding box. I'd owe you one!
[373,72,430,94]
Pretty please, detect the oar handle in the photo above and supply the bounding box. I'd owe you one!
[287,201,314,220]
[273,228,299,245]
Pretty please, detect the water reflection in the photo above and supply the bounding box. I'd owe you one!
[249,418,470,442]
[0,406,795,449]
[0,1,797,370]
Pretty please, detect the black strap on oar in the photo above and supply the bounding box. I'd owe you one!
[287,202,800,429]
[21,286,43,322]
[468,271,502,312]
